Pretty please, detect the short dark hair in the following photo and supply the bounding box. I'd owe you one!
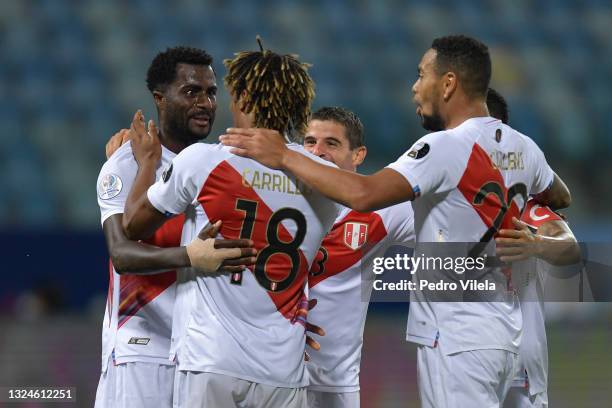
[486,88,509,124]
[224,38,315,135]
[431,35,491,98]
[311,106,364,149]
[146,46,213,92]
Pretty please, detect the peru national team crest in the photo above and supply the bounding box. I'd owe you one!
[343,222,368,250]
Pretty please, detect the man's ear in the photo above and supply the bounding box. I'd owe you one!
[442,72,457,101]
[352,146,367,167]
[153,90,164,109]
[239,89,250,112]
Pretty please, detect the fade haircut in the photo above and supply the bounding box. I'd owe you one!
[311,106,365,149]
[431,35,491,98]
[486,88,509,124]
[224,37,315,135]
[146,46,213,92]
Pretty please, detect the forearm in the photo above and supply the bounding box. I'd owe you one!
[535,233,581,266]
[123,160,159,239]
[104,214,188,274]
[110,240,190,274]
[281,150,411,212]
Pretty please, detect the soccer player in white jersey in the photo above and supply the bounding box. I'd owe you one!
[220,35,573,407]
[302,107,415,408]
[487,89,581,408]
[94,47,255,408]
[122,41,341,408]
[499,199,580,408]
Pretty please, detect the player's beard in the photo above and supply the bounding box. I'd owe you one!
[166,113,210,146]
[420,101,445,132]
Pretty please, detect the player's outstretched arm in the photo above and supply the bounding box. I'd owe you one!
[105,216,256,274]
[496,217,580,266]
[533,172,571,210]
[220,128,415,212]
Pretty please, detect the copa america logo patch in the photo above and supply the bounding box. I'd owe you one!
[343,222,368,250]
[98,173,123,200]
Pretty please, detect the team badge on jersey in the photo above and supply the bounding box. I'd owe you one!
[98,173,123,200]
[407,142,430,159]
[162,164,173,182]
[343,222,368,250]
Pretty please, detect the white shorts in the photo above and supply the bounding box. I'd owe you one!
[417,344,517,408]
[307,390,359,408]
[94,358,175,408]
[173,370,307,408]
[504,387,548,408]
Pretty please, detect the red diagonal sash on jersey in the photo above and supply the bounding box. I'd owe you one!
[457,144,522,235]
[309,210,388,288]
[117,214,184,328]
[199,161,309,321]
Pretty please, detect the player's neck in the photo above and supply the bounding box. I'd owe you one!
[444,99,489,130]
[157,130,187,154]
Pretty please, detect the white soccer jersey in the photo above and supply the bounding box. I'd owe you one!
[513,200,563,395]
[386,117,554,355]
[307,202,415,392]
[147,142,341,387]
[96,142,183,371]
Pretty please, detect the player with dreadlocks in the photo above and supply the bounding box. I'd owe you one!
[122,38,341,408]
[223,36,314,136]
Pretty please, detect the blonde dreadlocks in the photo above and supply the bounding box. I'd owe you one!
[224,36,315,137]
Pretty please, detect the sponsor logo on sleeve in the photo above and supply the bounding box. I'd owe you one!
[98,174,123,200]
[407,142,430,159]
[162,164,173,183]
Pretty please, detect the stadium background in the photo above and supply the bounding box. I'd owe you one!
[0,0,610,406]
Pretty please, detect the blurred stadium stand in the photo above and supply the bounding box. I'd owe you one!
[0,0,610,230]
[0,1,610,407]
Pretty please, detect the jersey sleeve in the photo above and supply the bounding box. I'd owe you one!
[385,132,461,197]
[520,199,562,229]
[96,149,136,226]
[377,201,416,246]
[524,137,554,195]
[147,144,204,217]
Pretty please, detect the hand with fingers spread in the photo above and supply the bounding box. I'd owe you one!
[200,221,258,274]
[129,110,162,168]
[187,221,257,275]
[300,298,326,362]
[106,129,130,159]
[219,128,288,169]
[495,217,541,263]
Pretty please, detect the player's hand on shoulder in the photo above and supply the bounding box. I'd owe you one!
[186,221,257,274]
[220,127,288,169]
[129,110,161,168]
[105,129,130,159]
